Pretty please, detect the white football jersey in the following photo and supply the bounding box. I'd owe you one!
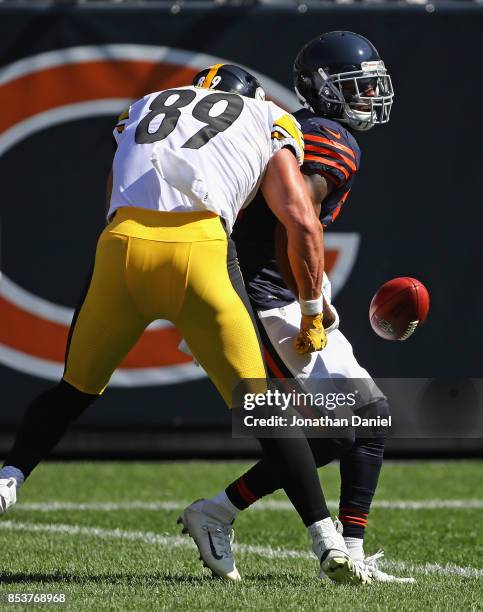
[109,86,303,233]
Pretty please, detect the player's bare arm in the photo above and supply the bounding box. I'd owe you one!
[262,148,327,354]
[261,149,323,302]
[274,172,335,326]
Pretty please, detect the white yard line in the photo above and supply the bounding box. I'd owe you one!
[11,499,483,512]
[0,520,481,580]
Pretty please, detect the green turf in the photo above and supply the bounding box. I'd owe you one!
[0,460,481,611]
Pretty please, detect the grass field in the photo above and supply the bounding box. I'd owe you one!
[0,460,481,611]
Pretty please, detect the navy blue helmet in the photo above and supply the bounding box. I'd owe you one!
[293,31,394,131]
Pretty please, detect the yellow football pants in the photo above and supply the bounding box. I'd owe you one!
[63,207,267,405]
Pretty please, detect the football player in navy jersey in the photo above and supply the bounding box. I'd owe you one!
[188,32,413,583]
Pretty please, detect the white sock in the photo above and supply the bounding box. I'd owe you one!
[0,466,25,488]
[203,491,241,523]
[344,537,364,562]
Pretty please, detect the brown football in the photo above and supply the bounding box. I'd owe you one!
[369,277,430,341]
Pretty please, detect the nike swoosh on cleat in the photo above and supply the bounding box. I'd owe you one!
[207,532,223,560]
[320,548,347,563]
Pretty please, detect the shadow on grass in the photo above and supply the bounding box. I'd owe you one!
[0,572,211,586]
[241,573,309,586]
[0,570,314,588]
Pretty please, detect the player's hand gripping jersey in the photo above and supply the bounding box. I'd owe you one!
[233,109,361,309]
[109,86,304,233]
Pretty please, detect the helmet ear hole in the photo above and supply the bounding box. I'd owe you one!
[300,72,313,89]
[296,72,314,105]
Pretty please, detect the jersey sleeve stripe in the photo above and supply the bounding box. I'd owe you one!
[114,107,131,143]
[333,188,352,222]
[304,138,356,169]
[304,133,356,160]
[322,188,352,226]
[312,168,343,187]
[117,109,130,122]
[304,143,357,172]
[271,127,292,140]
[302,162,343,187]
[304,149,353,178]
[273,114,304,153]
[331,203,342,223]
[304,154,350,180]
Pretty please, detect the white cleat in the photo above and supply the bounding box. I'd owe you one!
[320,549,371,585]
[333,518,415,583]
[177,499,241,581]
[355,550,416,584]
[312,524,371,585]
[0,478,17,515]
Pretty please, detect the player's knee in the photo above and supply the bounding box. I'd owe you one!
[356,398,391,441]
[59,379,100,404]
[331,430,357,457]
[369,398,390,420]
[22,380,99,432]
[359,398,390,420]
[42,380,100,418]
[310,431,356,465]
[339,430,357,454]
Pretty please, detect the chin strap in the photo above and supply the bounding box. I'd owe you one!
[339,110,375,132]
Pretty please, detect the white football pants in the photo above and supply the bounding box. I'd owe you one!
[257,298,385,407]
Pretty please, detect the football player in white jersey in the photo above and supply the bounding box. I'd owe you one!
[0,64,370,586]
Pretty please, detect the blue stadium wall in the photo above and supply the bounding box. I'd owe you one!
[0,4,482,455]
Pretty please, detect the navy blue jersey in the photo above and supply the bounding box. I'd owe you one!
[232,109,361,310]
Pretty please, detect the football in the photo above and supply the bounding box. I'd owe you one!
[369,277,430,341]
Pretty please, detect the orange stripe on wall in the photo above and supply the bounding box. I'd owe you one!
[0,60,199,133]
[121,326,188,368]
[325,249,337,272]
[0,296,69,362]
[0,296,190,368]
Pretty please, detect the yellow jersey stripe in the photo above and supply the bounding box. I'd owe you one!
[271,130,288,141]
[117,109,130,122]
[272,114,304,153]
